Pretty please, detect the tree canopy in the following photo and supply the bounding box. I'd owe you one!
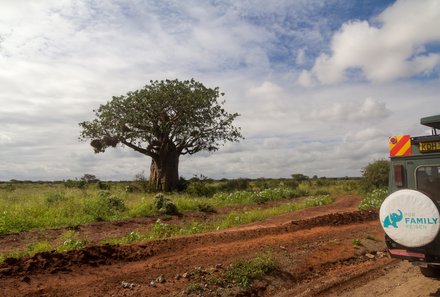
[361,159,390,192]
[79,79,243,191]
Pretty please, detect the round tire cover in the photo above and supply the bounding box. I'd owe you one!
[380,189,440,247]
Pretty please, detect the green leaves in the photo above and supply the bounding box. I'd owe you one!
[79,79,243,157]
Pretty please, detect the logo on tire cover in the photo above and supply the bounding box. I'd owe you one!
[383,209,403,228]
[383,209,439,229]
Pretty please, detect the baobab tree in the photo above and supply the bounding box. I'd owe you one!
[79,79,243,191]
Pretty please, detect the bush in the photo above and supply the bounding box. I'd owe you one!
[102,194,126,212]
[359,188,388,210]
[219,178,250,192]
[153,193,179,215]
[81,174,99,183]
[97,181,111,190]
[85,192,127,221]
[281,179,299,190]
[177,176,189,192]
[64,179,87,189]
[361,159,390,192]
[186,181,216,197]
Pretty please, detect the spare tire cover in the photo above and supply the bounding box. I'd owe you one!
[380,189,440,248]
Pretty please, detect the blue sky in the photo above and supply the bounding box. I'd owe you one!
[1,0,440,180]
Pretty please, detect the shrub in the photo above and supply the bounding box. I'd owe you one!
[186,181,216,197]
[124,184,138,193]
[361,159,390,192]
[81,174,99,183]
[64,179,87,189]
[97,181,111,190]
[219,178,250,192]
[177,176,189,192]
[85,192,127,221]
[359,188,388,210]
[282,179,299,190]
[153,194,179,215]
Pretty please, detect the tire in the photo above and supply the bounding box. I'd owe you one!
[420,266,440,278]
[379,189,440,247]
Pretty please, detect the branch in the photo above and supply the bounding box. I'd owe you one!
[121,140,154,157]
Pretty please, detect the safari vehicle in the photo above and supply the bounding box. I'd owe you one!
[380,115,440,277]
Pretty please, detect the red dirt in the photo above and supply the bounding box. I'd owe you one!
[0,195,417,296]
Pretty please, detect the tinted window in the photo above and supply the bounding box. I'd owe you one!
[416,166,440,200]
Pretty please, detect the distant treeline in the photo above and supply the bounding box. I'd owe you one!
[0,176,362,184]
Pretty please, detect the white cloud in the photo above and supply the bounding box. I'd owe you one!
[301,0,440,84]
[0,134,12,145]
[306,97,390,122]
[0,1,439,181]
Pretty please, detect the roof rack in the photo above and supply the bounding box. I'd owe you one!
[421,115,440,135]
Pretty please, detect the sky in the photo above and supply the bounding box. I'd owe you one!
[1,0,440,181]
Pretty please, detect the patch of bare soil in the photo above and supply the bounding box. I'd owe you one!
[3,195,427,297]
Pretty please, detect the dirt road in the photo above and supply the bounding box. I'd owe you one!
[1,195,439,296]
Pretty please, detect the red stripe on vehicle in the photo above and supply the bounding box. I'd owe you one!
[389,249,425,259]
[390,135,411,157]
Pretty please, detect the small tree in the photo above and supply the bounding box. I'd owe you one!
[361,159,390,192]
[79,79,243,192]
[81,174,100,183]
[291,173,309,182]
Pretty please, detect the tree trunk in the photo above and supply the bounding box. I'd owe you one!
[149,145,179,192]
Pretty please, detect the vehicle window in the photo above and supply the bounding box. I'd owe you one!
[416,166,440,200]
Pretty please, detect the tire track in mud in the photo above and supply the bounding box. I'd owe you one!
[0,210,378,278]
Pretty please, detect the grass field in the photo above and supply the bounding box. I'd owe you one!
[0,178,367,262]
[0,178,361,235]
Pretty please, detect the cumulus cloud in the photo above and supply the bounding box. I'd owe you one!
[306,97,390,122]
[0,0,439,181]
[300,0,440,85]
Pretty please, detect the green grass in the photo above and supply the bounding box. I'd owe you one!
[0,180,342,235]
[0,230,89,262]
[0,194,334,263]
[0,241,52,263]
[56,230,87,252]
[352,239,362,246]
[186,283,203,294]
[185,253,277,293]
[225,253,277,288]
[102,195,334,244]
